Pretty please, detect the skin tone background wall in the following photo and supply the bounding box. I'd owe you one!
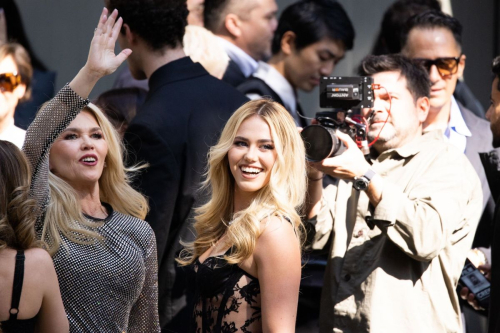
[16,0,499,117]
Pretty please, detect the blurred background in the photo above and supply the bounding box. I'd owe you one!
[16,0,500,117]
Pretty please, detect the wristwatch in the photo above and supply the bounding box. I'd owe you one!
[353,169,376,191]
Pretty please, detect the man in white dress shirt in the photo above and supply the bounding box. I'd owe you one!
[237,0,354,128]
[0,43,31,148]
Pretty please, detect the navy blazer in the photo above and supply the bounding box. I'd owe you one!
[222,59,247,87]
[124,57,248,331]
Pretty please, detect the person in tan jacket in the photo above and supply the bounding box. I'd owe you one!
[306,54,482,333]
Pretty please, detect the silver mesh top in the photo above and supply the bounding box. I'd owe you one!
[23,85,160,332]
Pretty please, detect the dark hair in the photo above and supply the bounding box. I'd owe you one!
[0,140,39,250]
[493,56,500,91]
[358,54,431,101]
[402,10,463,50]
[106,0,188,50]
[1,0,47,71]
[372,0,441,55]
[94,88,147,133]
[204,0,231,33]
[0,43,33,101]
[271,0,354,55]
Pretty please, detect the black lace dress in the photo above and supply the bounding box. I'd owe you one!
[191,249,261,333]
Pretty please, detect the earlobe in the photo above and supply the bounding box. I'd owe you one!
[14,84,26,100]
[281,31,296,55]
[123,24,134,45]
[225,14,242,38]
[417,96,430,122]
[458,54,466,78]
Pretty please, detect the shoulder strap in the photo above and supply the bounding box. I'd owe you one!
[9,250,25,321]
[237,77,285,106]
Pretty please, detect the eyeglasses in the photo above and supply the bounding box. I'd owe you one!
[413,57,461,76]
[0,72,21,93]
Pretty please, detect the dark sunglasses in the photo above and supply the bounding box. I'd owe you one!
[0,72,21,93]
[413,57,461,76]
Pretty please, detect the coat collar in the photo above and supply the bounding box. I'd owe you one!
[148,57,208,97]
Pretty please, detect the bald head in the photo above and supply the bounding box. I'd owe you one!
[204,0,259,33]
[204,0,278,61]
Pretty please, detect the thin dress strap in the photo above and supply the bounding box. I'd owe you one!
[9,250,25,321]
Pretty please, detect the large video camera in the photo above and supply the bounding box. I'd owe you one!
[301,76,374,162]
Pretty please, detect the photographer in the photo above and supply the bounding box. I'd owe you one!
[306,54,482,332]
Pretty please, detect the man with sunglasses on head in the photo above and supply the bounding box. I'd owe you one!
[0,43,31,148]
[402,10,494,252]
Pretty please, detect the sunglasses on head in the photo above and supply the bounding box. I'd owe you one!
[413,57,461,76]
[0,72,21,93]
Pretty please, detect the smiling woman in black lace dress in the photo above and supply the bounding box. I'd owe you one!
[178,99,307,332]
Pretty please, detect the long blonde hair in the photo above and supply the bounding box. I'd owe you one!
[0,141,41,251]
[42,103,148,255]
[178,99,307,265]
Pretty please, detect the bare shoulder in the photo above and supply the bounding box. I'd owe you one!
[255,216,299,258]
[24,248,55,274]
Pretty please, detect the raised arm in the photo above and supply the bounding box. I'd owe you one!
[22,8,131,217]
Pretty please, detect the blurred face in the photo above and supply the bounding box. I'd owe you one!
[228,115,277,200]
[49,111,108,190]
[238,0,278,61]
[362,71,428,152]
[403,27,465,113]
[0,55,26,129]
[486,77,500,148]
[284,37,345,92]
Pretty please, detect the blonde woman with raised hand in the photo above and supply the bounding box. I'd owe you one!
[178,99,307,332]
[22,8,159,332]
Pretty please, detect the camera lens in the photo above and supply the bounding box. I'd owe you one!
[301,125,345,162]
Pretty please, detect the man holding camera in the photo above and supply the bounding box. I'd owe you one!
[306,54,482,332]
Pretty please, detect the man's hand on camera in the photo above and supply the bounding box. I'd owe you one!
[459,264,491,311]
[310,131,370,180]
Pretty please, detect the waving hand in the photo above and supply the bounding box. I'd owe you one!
[69,8,132,98]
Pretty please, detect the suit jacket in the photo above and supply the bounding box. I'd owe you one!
[124,57,248,331]
[479,149,500,333]
[461,104,496,247]
[222,59,247,87]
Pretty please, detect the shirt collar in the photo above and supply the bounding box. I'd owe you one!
[447,96,472,138]
[217,36,258,78]
[252,61,296,113]
[376,130,443,160]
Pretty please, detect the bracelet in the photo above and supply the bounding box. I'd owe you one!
[308,173,324,181]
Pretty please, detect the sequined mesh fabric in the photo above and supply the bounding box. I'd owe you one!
[23,85,160,332]
[191,251,262,333]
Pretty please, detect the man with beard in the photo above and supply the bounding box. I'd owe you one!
[306,54,482,332]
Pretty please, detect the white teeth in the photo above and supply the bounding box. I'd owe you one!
[241,166,262,174]
[82,157,96,162]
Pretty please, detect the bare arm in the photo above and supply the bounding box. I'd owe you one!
[34,250,69,333]
[254,216,301,332]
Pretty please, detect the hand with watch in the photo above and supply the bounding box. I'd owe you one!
[353,169,377,191]
[308,131,384,206]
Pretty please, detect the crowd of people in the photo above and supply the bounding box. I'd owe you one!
[0,0,499,332]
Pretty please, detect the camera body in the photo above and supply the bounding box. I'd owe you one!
[301,76,374,162]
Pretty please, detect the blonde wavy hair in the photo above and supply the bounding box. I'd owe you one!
[178,99,307,265]
[0,141,41,251]
[42,103,148,255]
